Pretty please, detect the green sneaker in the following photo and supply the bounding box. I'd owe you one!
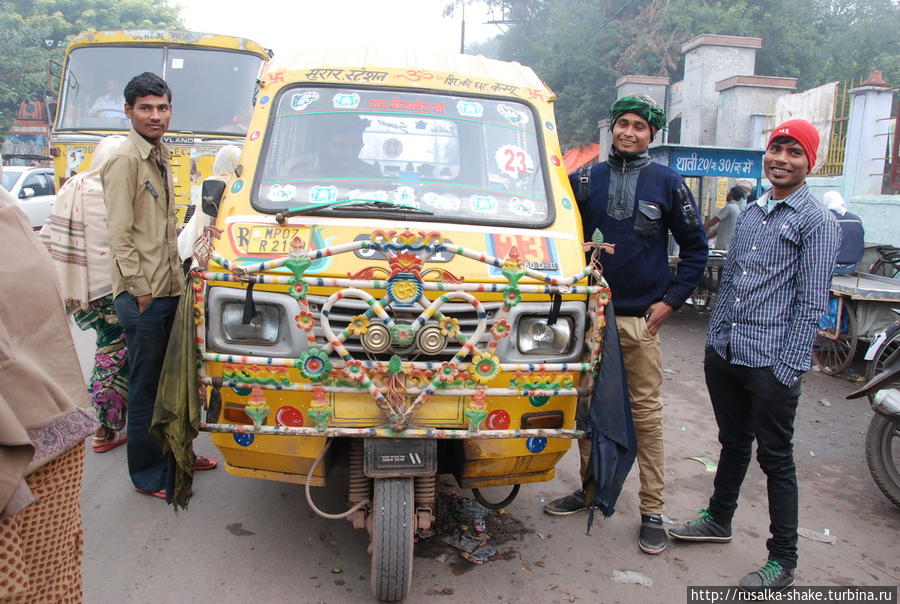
[739,560,795,592]
[668,509,732,542]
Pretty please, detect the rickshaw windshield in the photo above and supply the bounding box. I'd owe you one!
[56,45,263,135]
[255,86,550,226]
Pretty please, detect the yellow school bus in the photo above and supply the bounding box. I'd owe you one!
[49,29,271,225]
[192,49,610,601]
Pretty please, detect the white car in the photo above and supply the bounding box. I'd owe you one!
[1,166,57,231]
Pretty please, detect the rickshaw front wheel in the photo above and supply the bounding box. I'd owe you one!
[370,477,414,602]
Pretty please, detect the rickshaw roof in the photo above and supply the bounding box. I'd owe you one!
[265,48,555,102]
[65,30,271,58]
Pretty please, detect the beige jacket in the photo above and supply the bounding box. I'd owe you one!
[0,186,96,517]
[102,129,182,299]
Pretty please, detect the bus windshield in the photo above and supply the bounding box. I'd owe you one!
[56,45,264,135]
[255,86,550,227]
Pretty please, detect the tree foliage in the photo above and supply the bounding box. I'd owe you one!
[0,0,181,133]
[449,0,900,148]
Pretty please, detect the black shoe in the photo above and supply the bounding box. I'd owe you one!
[543,490,586,516]
[669,508,732,542]
[638,514,668,554]
[739,560,795,592]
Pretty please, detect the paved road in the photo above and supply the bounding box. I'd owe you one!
[72,309,899,603]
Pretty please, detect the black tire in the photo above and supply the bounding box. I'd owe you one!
[370,477,414,602]
[865,412,900,509]
[813,300,858,375]
[865,324,900,404]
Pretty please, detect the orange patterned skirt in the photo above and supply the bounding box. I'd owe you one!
[0,444,85,603]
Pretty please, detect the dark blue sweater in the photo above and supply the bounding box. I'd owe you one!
[572,157,708,317]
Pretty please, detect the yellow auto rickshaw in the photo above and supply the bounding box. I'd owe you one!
[189,49,609,601]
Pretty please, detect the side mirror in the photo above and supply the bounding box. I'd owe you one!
[19,187,35,199]
[201,179,226,218]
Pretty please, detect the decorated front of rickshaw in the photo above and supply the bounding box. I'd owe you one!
[188,50,613,601]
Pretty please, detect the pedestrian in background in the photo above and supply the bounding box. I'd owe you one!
[544,95,708,555]
[177,144,240,270]
[103,72,217,500]
[705,186,747,251]
[823,190,865,275]
[669,119,840,591]
[41,134,130,453]
[1,160,98,603]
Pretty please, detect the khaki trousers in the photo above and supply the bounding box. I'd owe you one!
[579,315,664,515]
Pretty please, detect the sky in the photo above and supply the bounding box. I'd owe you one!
[178,0,501,57]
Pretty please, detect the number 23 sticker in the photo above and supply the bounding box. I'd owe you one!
[495,144,534,178]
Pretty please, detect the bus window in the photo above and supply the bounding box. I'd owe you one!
[165,48,262,134]
[58,46,160,129]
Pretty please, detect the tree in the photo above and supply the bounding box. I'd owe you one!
[451,0,900,148]
[0,0,181,133]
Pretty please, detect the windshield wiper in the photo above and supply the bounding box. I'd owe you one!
[276,198,431,224]
[330,200,433,215]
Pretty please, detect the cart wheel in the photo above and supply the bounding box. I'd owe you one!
[370,477,414,602]
[865,323,900,404]
[813,300,858,375]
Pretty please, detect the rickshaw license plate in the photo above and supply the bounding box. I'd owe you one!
[364,439,436,477]
[246,226,305,254]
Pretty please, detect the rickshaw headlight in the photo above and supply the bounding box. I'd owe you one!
[517,316,573,355]
[222,303,281,344]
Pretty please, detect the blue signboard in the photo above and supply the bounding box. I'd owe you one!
[650,145,763,179]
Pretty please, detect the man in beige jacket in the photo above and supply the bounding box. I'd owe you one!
[102,72,215,499]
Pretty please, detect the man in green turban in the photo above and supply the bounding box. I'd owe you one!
[544,94,709,556]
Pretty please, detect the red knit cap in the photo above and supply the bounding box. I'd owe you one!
[768,119,820,171]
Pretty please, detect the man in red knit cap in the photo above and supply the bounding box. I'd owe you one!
[668,119,840,591]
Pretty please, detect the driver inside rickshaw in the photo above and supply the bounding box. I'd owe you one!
[284,113,382,179]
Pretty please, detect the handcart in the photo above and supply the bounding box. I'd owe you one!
[813,273,900,375]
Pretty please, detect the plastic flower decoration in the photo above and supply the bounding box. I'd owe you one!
[439,316,460,338]
[437,361,460,383]
[295,310,315,331]
[344,359,367,382]
[347,314,370,336]
[490,319,511,339]
[468,352,501,384]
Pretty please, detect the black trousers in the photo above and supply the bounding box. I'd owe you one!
[704,347,801,569]
[115,293,179,493]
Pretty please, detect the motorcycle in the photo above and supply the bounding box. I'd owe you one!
[848,309,900,508]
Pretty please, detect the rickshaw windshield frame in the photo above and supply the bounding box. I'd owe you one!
[251,84,555,229]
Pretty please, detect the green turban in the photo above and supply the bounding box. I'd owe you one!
[609,95,667,135]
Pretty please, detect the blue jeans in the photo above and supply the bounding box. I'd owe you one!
[704,347,801,569]
[114,293,179,492]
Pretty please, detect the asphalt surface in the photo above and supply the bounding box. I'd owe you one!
[72,308,900,603]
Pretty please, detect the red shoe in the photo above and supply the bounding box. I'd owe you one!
[92,430,126,453]
[192,455,218,471]
[134,487,193,499]
[134,487,167,499]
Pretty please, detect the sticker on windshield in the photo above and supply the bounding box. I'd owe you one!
[332,93,361,109]
[290,92,319,112]
[509,197,536,217]
[309,185,338,204]
[423,192,460,212]
[267,184,296,202]
[495,145,534,178]
[469,195,497,214]
[457,100,484,118]
[171,58,184,69]
[497,104,529,126]
[392,186,417,206]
